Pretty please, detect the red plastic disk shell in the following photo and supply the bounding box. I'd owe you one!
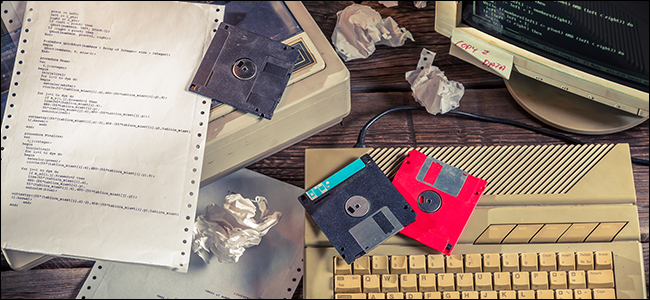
[393,149,487,255]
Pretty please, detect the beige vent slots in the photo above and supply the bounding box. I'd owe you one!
[367,144,615,195]
[474,222,628,244]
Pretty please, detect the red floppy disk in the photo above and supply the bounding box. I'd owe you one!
[392,149,487,255]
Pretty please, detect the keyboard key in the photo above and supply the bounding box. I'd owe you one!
[335,275,362,293]
[406,292,423,299]
[482,253,500,272]
[479,291,497,299]
[464,253,482,272]
[446,254,464,273]
[574,289,591,299]
[335,293,366,299]
[424,292,441,299]
[456,273,474,291]
[501,253,519,272]
[587,270,615,288]
[441,291,460,299]
[400,274,418,292]
[557,252,575,271]
[374,256,390,274]
[354,256,371,275]
[536,290,554,299]
[576,252,594,270]
[382,274,400,292]
[474,272,492,291]
[368,293,385,299]
[516,290,535,299]
[498,290,516,299]
[460,291,479,299]
[387,292,404,299]
[493,272,511,290]
[530,271,549,289]
[568,270,586,289]
[593,288,616,299]
[437,273,455,291]
[427,255,445,273]
[419,274,437,292]
[594,251,613,270]
[410,255,427,274]
[392,255,408,274]
[512,272,529,290]
[549,271,567,289]
[335,256,352,275]
[555,289,573,299]
[538,252,556,271]
[363,274,381,293]
[520,253,538,271]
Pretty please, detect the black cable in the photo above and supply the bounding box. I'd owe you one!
[353,106,650,166]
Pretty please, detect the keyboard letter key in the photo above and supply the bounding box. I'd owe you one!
[382,274,400,292]
[493,272,511,290]
[474,272,492,291]
[437,273,455,291]
[363,274,381,293]
[531,271,549,290]
[419,274,437,292]
[401,274,418,292]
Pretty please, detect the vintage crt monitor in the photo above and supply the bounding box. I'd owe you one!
[435,1,648,134]
[199,1,351,186]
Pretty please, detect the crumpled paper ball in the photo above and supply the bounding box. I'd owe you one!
[405,48,465,114]
[331,4,414,61]
[192,194,282,263]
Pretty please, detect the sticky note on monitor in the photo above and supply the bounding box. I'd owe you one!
[450,28,514,79]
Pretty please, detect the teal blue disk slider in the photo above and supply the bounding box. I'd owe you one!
[305,158,366,200]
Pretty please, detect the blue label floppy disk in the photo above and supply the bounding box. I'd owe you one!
[298,154,417,264]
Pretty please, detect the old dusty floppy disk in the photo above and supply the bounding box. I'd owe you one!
[392,149,487,255]
[189,22,300,120]
[298,154,417,264]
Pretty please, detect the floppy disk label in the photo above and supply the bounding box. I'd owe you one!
[298,154,417,264]
[393,150,487,255]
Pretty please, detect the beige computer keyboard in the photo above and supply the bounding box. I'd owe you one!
[305,241,645,299]
[333,250,620,299]
[302,144,647,299]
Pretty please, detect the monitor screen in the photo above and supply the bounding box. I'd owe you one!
[461,1,649,93]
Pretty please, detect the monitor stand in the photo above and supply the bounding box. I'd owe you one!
[505,70,647,135]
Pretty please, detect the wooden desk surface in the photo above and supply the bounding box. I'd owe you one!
[2,1,648,298]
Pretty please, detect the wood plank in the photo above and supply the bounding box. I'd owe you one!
[1,2,647,299]
[1,268,91,299]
